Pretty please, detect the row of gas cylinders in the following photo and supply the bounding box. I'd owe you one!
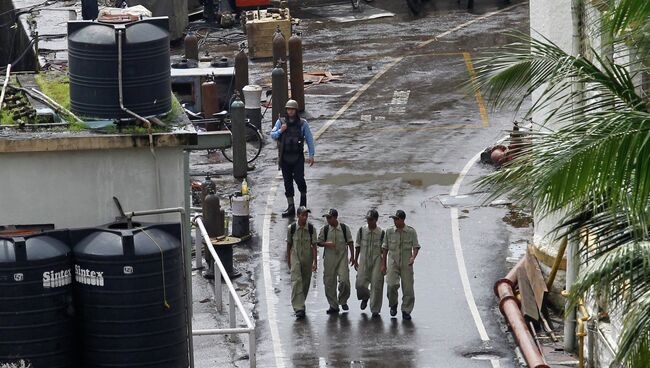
[0,223,188,368]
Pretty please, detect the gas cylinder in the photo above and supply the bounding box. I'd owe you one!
[272,27,288,79]
[271,64,288,126]
[200,175,217,205]
[234,45,249,100]
[184,31,199,61]
[201,80,219,120]
[288,32,305,111]
[203,191,225,237]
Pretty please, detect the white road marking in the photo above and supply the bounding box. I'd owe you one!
[261,1,527,363]
[313,58,402,140]
[261,176,284,368]
[361,114,373,122]
[450,151,490,341]
[450,137,506,368]
[389,90,410,114]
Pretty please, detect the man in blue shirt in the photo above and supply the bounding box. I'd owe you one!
[270,99,316,217]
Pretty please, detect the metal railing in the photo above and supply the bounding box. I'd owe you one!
[191,216,256,368]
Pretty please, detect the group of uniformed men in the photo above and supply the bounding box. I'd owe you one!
[272,100,421,320]
[286,207,421,320]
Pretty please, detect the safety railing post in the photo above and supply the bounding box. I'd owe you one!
[194,226,202,270]
[192,217,255,367]
[214,260,223,312]
[249,330,256,368]
[229,293,236,328]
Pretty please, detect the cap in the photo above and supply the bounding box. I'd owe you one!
[389,210,406,220]
[296,206,311,215]
[365,209,379,220]
[322,208,338,218]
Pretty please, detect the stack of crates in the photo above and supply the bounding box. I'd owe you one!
[244,8,291,59]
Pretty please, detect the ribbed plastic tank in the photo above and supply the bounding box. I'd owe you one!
[67,18,172,119]
[0,233,74,368]
[73,223,188,368]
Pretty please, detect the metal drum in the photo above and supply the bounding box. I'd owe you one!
[0,233,74,368]
[73,223,188,368]
[68,18,171,119]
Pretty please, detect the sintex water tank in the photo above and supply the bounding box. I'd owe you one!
[0,233,74,368]
[73,223,188,368]
[67,18,172,119]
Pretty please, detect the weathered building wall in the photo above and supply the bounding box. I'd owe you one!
[0,147,186,229]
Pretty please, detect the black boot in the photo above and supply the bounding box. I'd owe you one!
[282,197,295,218]
[299,192,307,207]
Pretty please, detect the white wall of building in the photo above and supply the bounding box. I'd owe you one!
[0,147,186,229]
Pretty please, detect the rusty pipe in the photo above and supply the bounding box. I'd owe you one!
[495,257,550,368]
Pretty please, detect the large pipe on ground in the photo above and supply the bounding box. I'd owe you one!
[288,32,305,112]
[494,258,550,368]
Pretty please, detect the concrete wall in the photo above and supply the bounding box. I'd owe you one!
[0,147,186,229]
[529,0,574,254]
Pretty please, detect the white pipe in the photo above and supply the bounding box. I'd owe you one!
[565,0,584,353]
[30,88,84,123]
[116,29,150,126]
[0,64,11,112]
[192,327,254,335]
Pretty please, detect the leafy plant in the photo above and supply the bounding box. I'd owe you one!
[472,0,650,366]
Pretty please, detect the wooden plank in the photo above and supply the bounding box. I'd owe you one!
[526,247,549,311]
[518,264,540,321]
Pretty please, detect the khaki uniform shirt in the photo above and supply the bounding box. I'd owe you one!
[287,223,315,261]
[382,226,420,266]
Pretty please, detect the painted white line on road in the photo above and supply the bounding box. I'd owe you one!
[389,90,410,115]
[450,137,507,368]
[313,58,402,140]
[417,1,528,49]
[261,177,285,368]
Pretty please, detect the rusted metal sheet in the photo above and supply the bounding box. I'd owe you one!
[526,249,548,310]
[517,265,540,321]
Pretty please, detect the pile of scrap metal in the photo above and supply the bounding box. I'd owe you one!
[494,251,555,368]
[480,120,531,167]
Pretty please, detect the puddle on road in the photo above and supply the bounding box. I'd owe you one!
[502,204,533,228]
[320,172,459,188]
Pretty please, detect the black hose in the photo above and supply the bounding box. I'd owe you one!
[0,34,66,72]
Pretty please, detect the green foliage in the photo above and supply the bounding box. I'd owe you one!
[34,73,70,110]
[473,0,650,366]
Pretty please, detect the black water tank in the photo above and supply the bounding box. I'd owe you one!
[68,18,172,119]
[73,223,188,368]
[0,233,74,368]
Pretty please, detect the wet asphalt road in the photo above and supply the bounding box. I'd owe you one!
[242,1,532,367]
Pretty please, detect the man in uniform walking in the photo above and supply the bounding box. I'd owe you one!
[354,209,385,317]
[317,209,354,314]
[381,210,420,320]
[270,100,315,218]
[286,206,318,319]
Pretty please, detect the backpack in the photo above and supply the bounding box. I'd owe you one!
[290,222,315,244]
[357,227,385,245]
[323,223,349,244]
